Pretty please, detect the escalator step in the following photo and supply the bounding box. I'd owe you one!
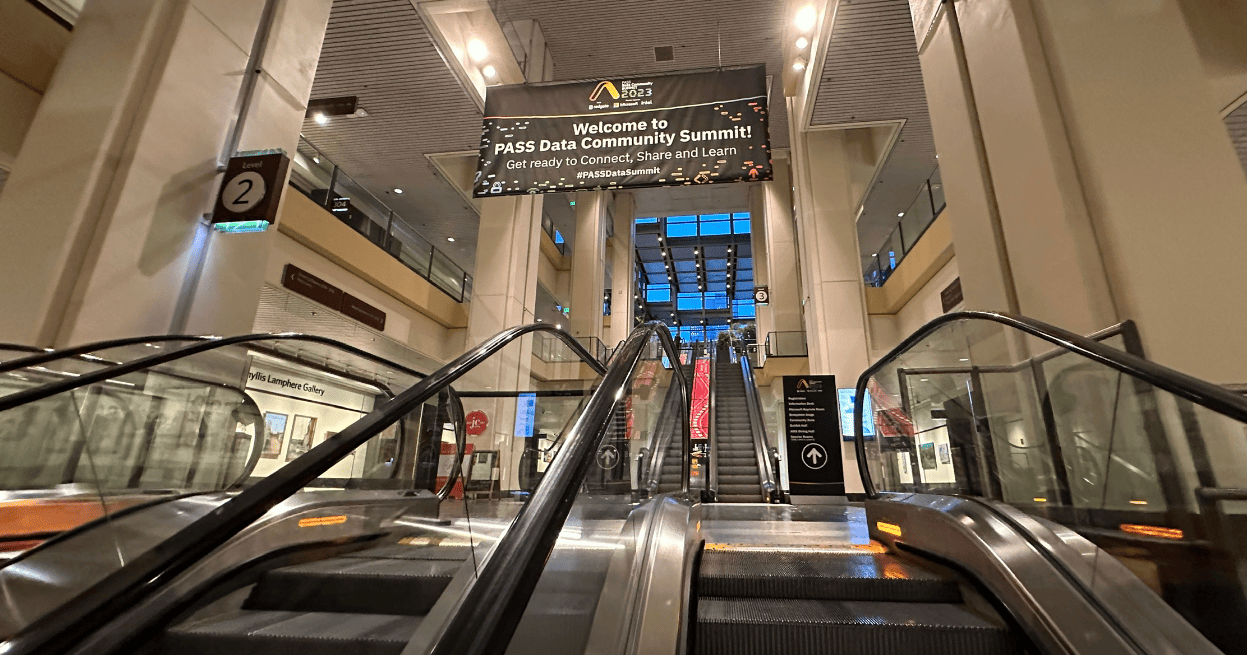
[340,544,473,561]
[719,484,763,496]
[164,610,421,655]
[718,494,764,502]
[719,474,761,485]
[245,557,460,616]
[700,551,960,602]
[696,598,1020,655]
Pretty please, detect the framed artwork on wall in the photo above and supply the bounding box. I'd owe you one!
[286,415,317,461]
[262,412,288,459]
[937,442,951,464]
[918,442,938,470]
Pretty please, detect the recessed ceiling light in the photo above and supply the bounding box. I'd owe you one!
[796,5,817,31]
[555,323,561,329]
[312,156,320,164]
[482,64,497,78]
[898,212,904,217]
[792,60,806,72]
[960,358,969,362]
[313,113,328,125]
[796,36,809,50]
[467,38,489,62]
[394,188,403,194]
[447,237,455,242]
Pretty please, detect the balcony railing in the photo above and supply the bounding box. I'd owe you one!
[864,168,946,288]
[764,331,807,357]
[288,136,473,302]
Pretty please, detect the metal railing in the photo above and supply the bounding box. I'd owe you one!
[765,331,808,357]
[864,168,946,287]
[289,136,473,302]
[731,335,779,502]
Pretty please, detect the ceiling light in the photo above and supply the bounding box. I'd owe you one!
[447,237,455,242]
[796,36,809,50]
[313,113,328,125]
[727,247,732,252]
[792,60,806,72]
[394,188,403,194]
[960,358,969,362]
[313,156,321,164]
[467,38,489,63]
[482,64,497,78]
[556,323,562,329]
[796,5,817,32]
[898,212,904,217]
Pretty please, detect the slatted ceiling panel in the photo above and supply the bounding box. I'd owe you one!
[1227,102,1247,180]
[304,0,483,273]
[494,0,790,150]
[811,0,938,260]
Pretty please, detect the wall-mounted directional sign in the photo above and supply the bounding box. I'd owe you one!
[212,149,289,233]
[783,375,844,495]
[474,65,771,196]
[596,444,620,470]
[753,286,770,305]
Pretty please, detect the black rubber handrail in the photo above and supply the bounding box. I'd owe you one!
[419,321,689,655]
[0,335,209,374]
[0,332,432,413]
[2,323,604,655]
[852,310,1247,498]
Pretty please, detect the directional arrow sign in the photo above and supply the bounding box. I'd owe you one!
[801,443,828,470]
[596,444,620,470]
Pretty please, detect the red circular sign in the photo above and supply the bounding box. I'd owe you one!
[465,410,488,436]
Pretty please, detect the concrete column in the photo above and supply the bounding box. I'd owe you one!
[912,0,1247,382]
[759,156,803,336]
[790,125,875,494]
[607,191,635,346]
[748,184,773,343]
[569,190,607,343]
[0,0,331,346]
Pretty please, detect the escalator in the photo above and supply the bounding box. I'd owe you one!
[712,342,763,502]
[3,312,1244,655]
[695,546,1020,655]
[652,362,694,494]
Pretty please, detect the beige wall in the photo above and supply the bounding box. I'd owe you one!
[0,1,70,168]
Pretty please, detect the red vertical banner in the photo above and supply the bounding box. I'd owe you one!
[437,442,474,500]
[691,358,710,440]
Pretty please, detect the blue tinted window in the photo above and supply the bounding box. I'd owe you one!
[554,230,565,244]
[635,217,658,224]
[733,219,751,234]
[668,214,697,223]
[677,294,703,310]
[647,286,671,302]
[705,292,729,310]
[700,220,730,236]
[701,213,730,222]
[733,301,756,318]
[667,222,697,238]
[732,213,751,220]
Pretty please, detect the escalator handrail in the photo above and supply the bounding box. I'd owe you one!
[707,341,719,497]
[0,332,427,380]
[852,310,1247,498]
[421,321,689,655]
[0,334,211,374]
[3,323,604,655]
[734,336,778,502]
[0,332,431,413]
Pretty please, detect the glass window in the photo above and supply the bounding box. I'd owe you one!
[733,300,756,318]
[700,220,730,236]
[635,217,658,224]
[554,230,565,244]
[701,213,730,222]
[705,292,729,310]
[667,222,697,238]
[677,294,702,310]
[646,285,671,302]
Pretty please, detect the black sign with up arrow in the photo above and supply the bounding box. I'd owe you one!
[783,375,844,495]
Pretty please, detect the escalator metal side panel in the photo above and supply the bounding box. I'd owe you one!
[866,493,1222,655]
[58,490,439,655]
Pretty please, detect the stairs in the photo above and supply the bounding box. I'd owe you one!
[695,547,1023,655]
[162,542,468,655]
[713,346,763,502]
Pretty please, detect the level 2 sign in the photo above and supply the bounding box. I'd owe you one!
[782,375,844,495]
[212,149,290,233]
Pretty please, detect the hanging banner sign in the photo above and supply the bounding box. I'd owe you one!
[474,65,772,197]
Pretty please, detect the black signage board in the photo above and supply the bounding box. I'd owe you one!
[474,65,772,197]
[783,375,844,495]
[342,292,386,331]
[940,277,963,312]
[212,151,289,226]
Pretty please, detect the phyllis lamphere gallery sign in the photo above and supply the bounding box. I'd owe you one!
[473,65,772,197]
